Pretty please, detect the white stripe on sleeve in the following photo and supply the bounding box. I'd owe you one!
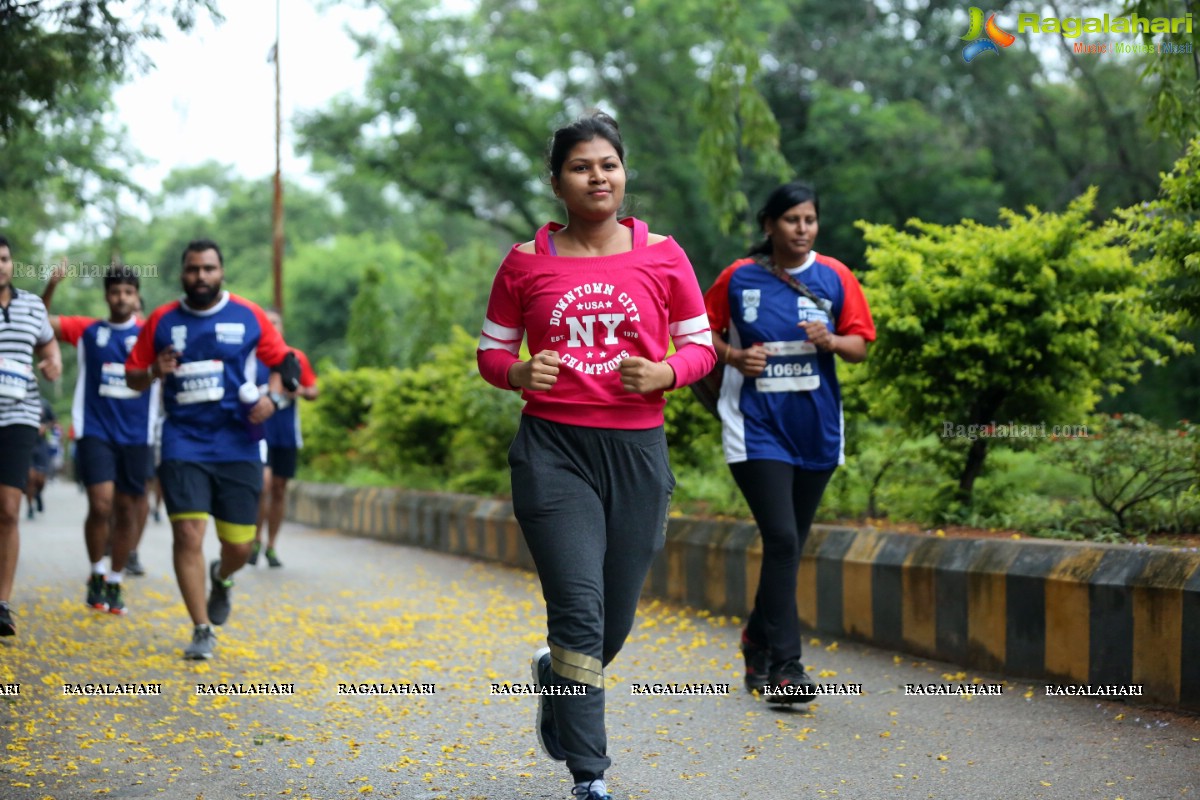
[673,330,713,348]
[479,318,523,355]
[668,314,710,337]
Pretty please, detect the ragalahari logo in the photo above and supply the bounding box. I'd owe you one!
[961,7,1016,62]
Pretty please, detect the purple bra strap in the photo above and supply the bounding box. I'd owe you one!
[536,219,643,256]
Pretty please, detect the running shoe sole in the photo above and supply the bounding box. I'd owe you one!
[531,647,567,761]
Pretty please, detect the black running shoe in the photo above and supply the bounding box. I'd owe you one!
[104,582,128,616]
[265,547,283,568]
[0,602,14,636]
[86,574,108,610]
[571,781,612,800]
[184,624,217,660]
[531,647,567,761]
[206,560,233,626]
[247,540,260,566]
[125,551,146,577]
[741,629,769,693]
[764,659,817,704]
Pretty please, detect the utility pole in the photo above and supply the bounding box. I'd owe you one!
[270,0,284,315]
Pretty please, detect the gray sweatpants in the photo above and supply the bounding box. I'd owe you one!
[509,414,674,782]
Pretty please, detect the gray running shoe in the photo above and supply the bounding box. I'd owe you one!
[206,560,233,625]
[125,551,146,577]
[184,624,217,660]
[532,647,567,761]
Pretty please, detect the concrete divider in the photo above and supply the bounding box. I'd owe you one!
[287,481,1200,710]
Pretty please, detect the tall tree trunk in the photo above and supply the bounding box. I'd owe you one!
[957,437,989,504]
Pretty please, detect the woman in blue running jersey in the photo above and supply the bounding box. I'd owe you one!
[704,181,876,705]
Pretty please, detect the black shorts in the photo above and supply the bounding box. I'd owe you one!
[76,436,151,496]
[0,425,38,490]
[267,446,298,479]
[30,441,53,473]
[158,460,262,543]
[145,447,157,481]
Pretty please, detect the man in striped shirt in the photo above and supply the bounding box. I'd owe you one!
[0,235,63,636]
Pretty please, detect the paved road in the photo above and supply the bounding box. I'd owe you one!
[1,480,1197,800]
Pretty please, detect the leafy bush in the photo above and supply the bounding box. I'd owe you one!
[301,366,394,480]
[858,190,1188,504]
[298,342,1199,543]
[1047,414,1199,538]
[662,387,723,471]
[302,326,522,494]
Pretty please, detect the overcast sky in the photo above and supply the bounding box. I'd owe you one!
[112,0,379,195]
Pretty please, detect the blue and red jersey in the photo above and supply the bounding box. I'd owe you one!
[704,253,875,468]
[58,316,156,447]
[263,348,316,448]
[126,292,289,463]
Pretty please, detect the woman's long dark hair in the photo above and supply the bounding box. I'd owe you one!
[747,181,820,258]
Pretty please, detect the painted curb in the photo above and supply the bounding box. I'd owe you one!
[287,481,1199,710]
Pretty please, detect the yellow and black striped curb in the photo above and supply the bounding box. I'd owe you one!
[287,482,1200,711]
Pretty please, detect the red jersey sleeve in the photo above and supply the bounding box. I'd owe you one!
[829,260,876,342]
[296,349,317,388]
[126,307,169,371]
[704,261,745,336]
[57,315,96,347]
[248,301,289,367]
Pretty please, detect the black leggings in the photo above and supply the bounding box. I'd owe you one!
[730,459,834,668]
[509,416,674,783]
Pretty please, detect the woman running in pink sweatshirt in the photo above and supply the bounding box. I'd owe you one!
[477,111,716,800]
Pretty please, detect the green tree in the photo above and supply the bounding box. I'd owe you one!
[0,1,222,248]
[298,0,1180,288]
[858,189,1189,507]
[1104,137,1200,422]
[0,82,142,250]
[756,2,1179,267]
[694,0,791,234]
[103,164,342,310]
[0,0,221,133]
[1120,136,1200,322]
[1122,0,1200,144]
[347,264,393,369]
[283,235,405,368]
[295,0,798,272]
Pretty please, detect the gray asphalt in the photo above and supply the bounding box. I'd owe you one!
[1,479,1196,800]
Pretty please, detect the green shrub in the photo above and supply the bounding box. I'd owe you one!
[1048,413,1199,538]
[859,191,1188,505]
[663,388,724,471]
[298,334,1199,544]
[301,366,395,480]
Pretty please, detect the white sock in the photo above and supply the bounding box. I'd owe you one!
[574,779,607,797]
[91,560,107,576]
[106,573,123,584]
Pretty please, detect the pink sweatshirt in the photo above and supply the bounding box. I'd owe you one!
[477,217,716,429]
